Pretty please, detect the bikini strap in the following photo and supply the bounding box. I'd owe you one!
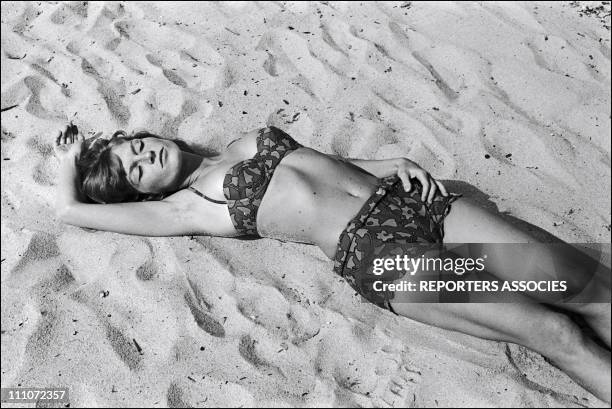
[187,186,227,205]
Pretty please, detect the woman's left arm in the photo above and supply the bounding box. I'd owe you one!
[344,157,448,204]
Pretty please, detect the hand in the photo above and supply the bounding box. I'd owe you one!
[54,122,84,161]
[396,158,448,204]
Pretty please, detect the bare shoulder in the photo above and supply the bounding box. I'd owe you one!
[224,128,261,158]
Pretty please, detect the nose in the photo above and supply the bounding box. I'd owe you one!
[136,150,155,165]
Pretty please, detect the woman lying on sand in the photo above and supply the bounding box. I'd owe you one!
[54,122,610,402]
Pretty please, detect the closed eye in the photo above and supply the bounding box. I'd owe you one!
[129,165,143,185]
[129,140,145,184]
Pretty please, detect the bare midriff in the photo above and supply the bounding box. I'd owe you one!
[255,147,379,258]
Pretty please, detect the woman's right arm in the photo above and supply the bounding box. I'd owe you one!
[54,125,230,237]
[57,197,212,237]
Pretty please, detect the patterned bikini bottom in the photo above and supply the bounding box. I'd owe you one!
[332,175,461,312]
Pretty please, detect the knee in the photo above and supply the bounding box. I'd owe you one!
[524,313,586,361]
[569,302,611,319]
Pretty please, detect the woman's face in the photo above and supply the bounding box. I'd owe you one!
[111,137,182,194]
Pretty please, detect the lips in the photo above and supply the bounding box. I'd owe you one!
[160,147,164,168]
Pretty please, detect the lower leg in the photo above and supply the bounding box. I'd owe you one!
[389,299,611,403]
[535,316,611,403]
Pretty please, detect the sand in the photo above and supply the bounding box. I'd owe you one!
[1,1,610,407]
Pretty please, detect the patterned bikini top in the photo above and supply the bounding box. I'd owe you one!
[187,126,303,236]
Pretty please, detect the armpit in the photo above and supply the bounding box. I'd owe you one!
[226,138,240,148]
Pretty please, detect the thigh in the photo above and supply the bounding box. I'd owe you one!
[443,197,535,244]
[442,197,608,301]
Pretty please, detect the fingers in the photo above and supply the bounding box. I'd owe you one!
[417,172,430,203]
[68,123,76,143]
[399,169,412,192]
[62,125,70,144]
[436,180,448,197]
[404,163,449,203]
[56,123,81,145]
[67,124,74,143]
[427,177,438,204]
[70,122,79,143]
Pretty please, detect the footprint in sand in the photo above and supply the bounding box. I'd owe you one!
[105,37,121,51]
[388,21,459,101]
[145,54,188,88]
[34,263,76,294]
[101,318,144,371]
[29,63,71,98]
[68,285,145,371]
[77,57,131,126]
[320,23,350,57]
[18,265,78,372]
[49,1,88,25]
[134,240,157,281]
[347,346,422,407]
[81,4,127,51]
[159,98,199,139]
[183,278,225,338]
[370,345,423,408]
[255,33,322,100]
[289,74,318,100]
[11,3,41,35]
[238,334,284,379]
[166,382,193,408]
[503,344,591,406]
[135,258,158,281]
[2,127,16,141]
[24,134,57,186]
[32,162,54,186]
[11,232,59,276]
[24,308,59,363]
[24,265,75,356]
[318,326,422,407]
[256,34,301,80]
[236,329,317,400]
[184,297,225,338]
[63,39,133,126]
[23,76,61,120]
[287,308,321,346]
[263,51,279,77]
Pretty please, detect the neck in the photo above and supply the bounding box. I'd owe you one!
[176,151,221,189]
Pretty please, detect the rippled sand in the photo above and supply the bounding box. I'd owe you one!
[1,1,610,407]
